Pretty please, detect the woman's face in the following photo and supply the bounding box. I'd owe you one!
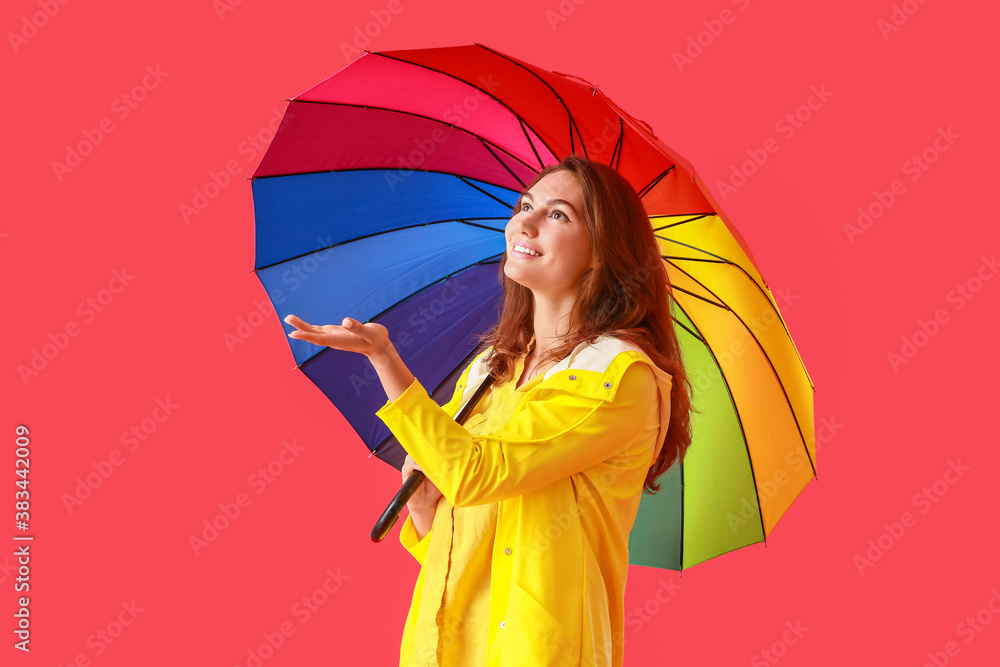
[504,170,593,300]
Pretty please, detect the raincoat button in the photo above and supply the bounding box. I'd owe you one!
[504,547,512,555]
[569,375,577,381]
[500,621,506,628]
[604,381,613,389]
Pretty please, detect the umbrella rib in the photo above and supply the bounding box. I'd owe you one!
[458,219,510,234]
[656,235,735,265]
[651,214,715,231]
[664,259,731,309]
[637,166,677,199]
[666,259,817,478]
[371,50,564,168]
[670,314,707,345]
[668,283,728,311]
[472,43,589,159]
[455,175,520,209]
[609,118,624,170]
[253,218,509,272]
[663,256,728,265]
[478,138,526,188]
[517,117,546,170]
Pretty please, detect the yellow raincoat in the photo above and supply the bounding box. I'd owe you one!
[375,335,674,667]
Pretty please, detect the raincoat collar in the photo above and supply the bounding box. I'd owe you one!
[456,334,673,458]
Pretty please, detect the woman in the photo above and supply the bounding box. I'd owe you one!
[285,155,692,666]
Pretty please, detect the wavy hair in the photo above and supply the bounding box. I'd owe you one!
[477,155,693,493]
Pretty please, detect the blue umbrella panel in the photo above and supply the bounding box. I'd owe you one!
[253,169,517,468]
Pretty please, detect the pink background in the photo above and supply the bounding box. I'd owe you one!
[5,0,998,665]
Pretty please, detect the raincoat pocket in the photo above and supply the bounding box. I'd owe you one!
[501,580,578,666]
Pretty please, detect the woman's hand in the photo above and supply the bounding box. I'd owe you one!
[402,454,443,512]
[403,454,442,539]
[284,314,415,402]
[284,314,391,358]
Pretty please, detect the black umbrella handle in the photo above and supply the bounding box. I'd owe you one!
[370,371,495,543]
[370,470,425,542]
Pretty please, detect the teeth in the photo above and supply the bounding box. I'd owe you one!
[514,245,541,256]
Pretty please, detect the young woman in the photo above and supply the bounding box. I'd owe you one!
[285,155,692,666]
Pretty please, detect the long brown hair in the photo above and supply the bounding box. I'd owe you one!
[478,155,693,493]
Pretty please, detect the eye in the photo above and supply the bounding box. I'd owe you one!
[520,201,533,212]
[552,210,569,221]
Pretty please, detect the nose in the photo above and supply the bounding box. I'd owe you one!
[510,207,538,237]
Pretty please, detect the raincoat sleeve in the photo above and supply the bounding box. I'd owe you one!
[375,356,663,508]
[394,365,471,561]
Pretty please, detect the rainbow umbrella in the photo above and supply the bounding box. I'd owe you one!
[250,44,815,571]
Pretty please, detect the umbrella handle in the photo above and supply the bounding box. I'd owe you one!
[370,370,494,543]
[370,469,425,542]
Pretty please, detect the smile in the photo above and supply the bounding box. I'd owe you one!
[512,244,542,257]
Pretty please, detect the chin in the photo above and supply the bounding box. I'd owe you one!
[503,268,534,291]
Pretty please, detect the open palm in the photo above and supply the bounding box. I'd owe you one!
[284,314,390,357]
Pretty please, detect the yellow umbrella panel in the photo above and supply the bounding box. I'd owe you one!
[628,214,816,571]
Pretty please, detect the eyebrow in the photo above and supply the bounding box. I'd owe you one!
[521,192,580,215]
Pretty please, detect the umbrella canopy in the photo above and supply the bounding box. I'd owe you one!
[250,43,815,570]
